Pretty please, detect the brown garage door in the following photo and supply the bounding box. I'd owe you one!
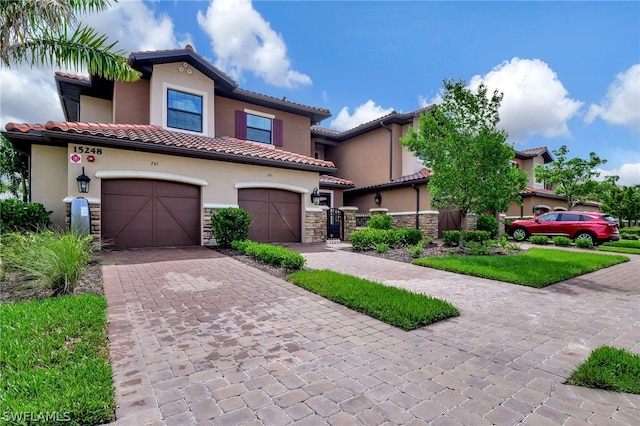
[238,188,301,243]
[102,179,200,249]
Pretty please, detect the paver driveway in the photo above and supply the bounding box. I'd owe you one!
[103,246,640,425]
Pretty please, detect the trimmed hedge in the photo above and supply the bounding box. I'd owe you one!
[529,236,550,245]
[367,214,392,230]
[231,240,305,269]
[349,228,423,251]
[212,208,251,248]
[553,236,572,246]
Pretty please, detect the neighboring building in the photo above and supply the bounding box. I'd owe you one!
[2,46,598,248]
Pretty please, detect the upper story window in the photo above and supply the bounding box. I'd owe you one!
[246,114,272,143]
[167,89,202,133]
[236,110,283,146]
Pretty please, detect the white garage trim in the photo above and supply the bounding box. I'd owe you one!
[94,171,209,186]
[234,182,309,194]
[203,203,239,209]
[63,197,101,204]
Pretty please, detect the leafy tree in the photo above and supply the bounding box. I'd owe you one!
[533,145,606,210]
[599,180,640,227]
[401,79,527,241]
[1,136,28,201]
[0,0,138,81]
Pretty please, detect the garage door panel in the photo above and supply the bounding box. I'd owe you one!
[102,179,200,249]
[238,188,301,243]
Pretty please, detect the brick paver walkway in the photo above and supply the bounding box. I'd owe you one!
[103,246,640,425]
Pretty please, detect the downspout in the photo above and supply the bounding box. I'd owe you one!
[412,184,420,229]
[380,121,393,181]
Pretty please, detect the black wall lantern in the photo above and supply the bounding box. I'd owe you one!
[76,167,91,194]
[310,187,321,205]
[374,192,382,205]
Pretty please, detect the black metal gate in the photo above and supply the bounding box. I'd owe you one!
[327,208,344,240]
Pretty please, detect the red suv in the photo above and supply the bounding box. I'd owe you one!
[508,212,620,244]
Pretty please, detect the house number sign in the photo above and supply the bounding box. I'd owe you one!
[72,146,103,155]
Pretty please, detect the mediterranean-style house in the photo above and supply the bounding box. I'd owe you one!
[2,46,598,248]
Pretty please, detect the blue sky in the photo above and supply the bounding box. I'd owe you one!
[1,0,638,184]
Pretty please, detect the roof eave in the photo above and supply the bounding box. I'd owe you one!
[311,112,414,141]
[220,88,331,125]
[38,130,335,173]
[128,50,237,91]
[345,177,429,194]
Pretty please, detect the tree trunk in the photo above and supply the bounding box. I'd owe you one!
[459,211,468,245]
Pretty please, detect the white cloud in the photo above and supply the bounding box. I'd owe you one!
[469,58,583,142]
[0,66,64,126]
[330,100,394,131]
[585,64,640,133]
[196,0,311,88]
[80,0,192,53]
[596,163,640,186]
[1,0,187,128]
[418,93,442,108]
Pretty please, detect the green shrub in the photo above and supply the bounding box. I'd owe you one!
[375,243,389,253]
[463,230,491,243]
[575,238,594,250]
[395,228,424,246]
[408,242,424,258]
[443,230,460,246]
[620,227,640,237]
[553,236,572,246]
[476,214,499,238]
[231,240,305,270]
[529,236,550,245]
[463,241,490,255]
[211,208,251,248]
[0,199,51,233]
[2,230,95,295]
[367,214,392,230]
[621,232,639,240]
[350,228,422,251]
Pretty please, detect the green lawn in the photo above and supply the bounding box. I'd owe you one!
[412,248,629,288]
[0,294,115,425]
[598,240,640,255]
[567,346,640,394]
[287,269,459,330]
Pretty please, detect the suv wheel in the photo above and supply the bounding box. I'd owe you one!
[511,227,528,241]
[575,231,595,244]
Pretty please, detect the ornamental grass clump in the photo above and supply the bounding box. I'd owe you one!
[1,230,95,295]
[287,269,459,330]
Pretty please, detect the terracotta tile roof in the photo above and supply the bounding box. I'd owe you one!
[319,174,354,187]
[311,126,341,135]
[346,168,431,193]
[522,187,557,196]
[518,146,549,156]
[4,121,335,171]
[234,88,331,116]
[54,71,90,82]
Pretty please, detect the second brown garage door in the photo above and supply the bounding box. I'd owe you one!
[238,188,301,243]
[102,179,200,249]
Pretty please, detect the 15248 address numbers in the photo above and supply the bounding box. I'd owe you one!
[72,146,102,154]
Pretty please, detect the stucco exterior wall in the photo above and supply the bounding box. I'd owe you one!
[113,79,150,124]
[79,96,112,123]
[325,128,390,187]
[149,63,216,136]
[63,143,319,210]
[31,145,68,227]
[344,185,431,214]
[214,96,312,156]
